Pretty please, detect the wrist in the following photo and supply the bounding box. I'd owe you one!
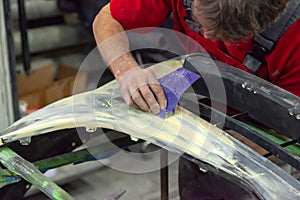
[109,54,140,81]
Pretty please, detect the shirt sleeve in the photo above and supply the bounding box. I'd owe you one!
[265,19,300,97]
[110,0,172,30]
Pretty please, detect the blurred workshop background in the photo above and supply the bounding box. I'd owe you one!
[0,0,179,199]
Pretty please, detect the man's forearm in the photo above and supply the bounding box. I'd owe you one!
[92,4,139,80]
[93,4,167,113]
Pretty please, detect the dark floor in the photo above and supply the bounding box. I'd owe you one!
[24,152,180,200]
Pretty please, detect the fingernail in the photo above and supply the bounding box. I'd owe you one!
[151,104,160,115]
[160,103,167,110]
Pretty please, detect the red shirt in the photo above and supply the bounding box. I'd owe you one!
[110,0,300,96]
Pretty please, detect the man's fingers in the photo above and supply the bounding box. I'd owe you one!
[146,69,167,110]
[148,83,167,110]
[139,85,161,114]
[131,90,150,112]
[121,86,140,110]
[119,67,167,114]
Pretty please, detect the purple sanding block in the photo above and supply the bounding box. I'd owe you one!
[158,68,201,118]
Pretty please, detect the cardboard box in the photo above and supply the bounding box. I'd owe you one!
[18,64,87,110]
[17,65,53,96]
[19,89,44,109]
[56,64,87,95]
[45,76,73,105]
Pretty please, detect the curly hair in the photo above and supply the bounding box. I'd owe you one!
[192,0,288,42]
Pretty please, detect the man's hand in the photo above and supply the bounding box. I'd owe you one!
[119,67,167,114]
[93,4,166,114]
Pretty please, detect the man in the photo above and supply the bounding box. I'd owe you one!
[93,0,299,199]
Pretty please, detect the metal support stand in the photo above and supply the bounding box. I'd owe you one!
[17,0,31,75]
[160,149,168,200]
